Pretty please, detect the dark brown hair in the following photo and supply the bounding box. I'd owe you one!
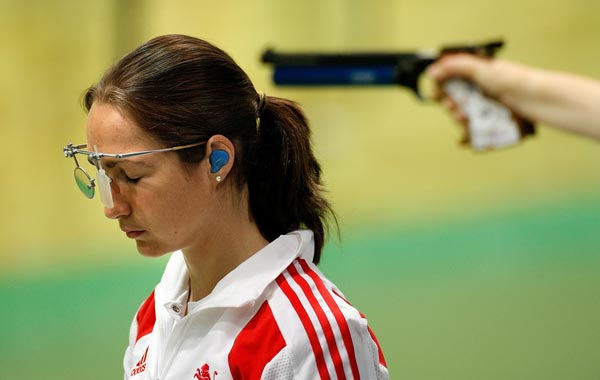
[83,34,336,263]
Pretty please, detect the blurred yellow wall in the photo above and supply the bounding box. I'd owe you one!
[2,0,600,268]
[2,1,600,379]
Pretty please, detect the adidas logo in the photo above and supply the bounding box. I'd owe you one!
[130,346,149,377]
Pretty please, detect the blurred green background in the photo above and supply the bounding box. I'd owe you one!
[1,0,600,379]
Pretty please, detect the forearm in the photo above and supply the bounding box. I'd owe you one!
[491,62,600,140]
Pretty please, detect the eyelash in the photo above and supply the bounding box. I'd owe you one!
[122,170,141,184]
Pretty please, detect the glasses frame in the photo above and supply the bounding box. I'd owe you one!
[63,141,206,201]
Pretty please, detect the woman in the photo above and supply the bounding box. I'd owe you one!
[64,35,388,379]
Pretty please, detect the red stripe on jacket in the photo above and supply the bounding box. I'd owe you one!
[228,301,286,380]
[298,259,362,378]
[136,290,156,343]
[332,287,388,368]
[287,262,347,379]
[276,273,331,379]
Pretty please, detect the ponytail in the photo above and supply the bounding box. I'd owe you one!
[248,96,337,264]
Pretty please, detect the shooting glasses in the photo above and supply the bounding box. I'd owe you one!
[63,142,205,208]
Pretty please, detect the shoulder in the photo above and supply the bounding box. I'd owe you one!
[262,258,389,379]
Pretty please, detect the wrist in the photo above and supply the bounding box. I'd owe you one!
[489,60,538,106]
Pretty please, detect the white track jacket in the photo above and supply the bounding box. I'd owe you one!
[124,230,389,380]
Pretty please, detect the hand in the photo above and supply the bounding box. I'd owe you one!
[426,54,530,144]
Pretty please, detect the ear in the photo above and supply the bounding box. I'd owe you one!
[205,135,235,183]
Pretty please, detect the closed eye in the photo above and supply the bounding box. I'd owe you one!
[126,176,141,184]
[125,176,141,184]
[121,170,141,184]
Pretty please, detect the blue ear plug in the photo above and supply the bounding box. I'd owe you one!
[209,150,229,173]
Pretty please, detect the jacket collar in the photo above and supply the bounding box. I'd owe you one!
[155,230,314,318]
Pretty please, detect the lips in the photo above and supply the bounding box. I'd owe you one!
[121,227,145,239]
[125,230,144,239]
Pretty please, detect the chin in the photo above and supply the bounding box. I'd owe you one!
[135,241,171,258]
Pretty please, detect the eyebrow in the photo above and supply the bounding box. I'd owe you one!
[103,159,154,169]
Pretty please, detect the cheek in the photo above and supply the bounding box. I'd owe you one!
[152,178,210,224]
[129,164,213,228]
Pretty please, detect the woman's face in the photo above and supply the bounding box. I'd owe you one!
[86,103,218,257]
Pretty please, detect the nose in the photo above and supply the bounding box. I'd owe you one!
[103,181,130,219]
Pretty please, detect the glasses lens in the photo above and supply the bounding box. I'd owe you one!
[74,167,95,199]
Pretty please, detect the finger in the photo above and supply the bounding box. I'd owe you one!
[459,131,471,146]
[442,96,457,111]
[426,53,483,83]
[430,84,443,101]
[441,96,467,123]
[458,115,470,146]
[437,94,471,146]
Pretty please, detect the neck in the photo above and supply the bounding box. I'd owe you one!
[182,195,268,302]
